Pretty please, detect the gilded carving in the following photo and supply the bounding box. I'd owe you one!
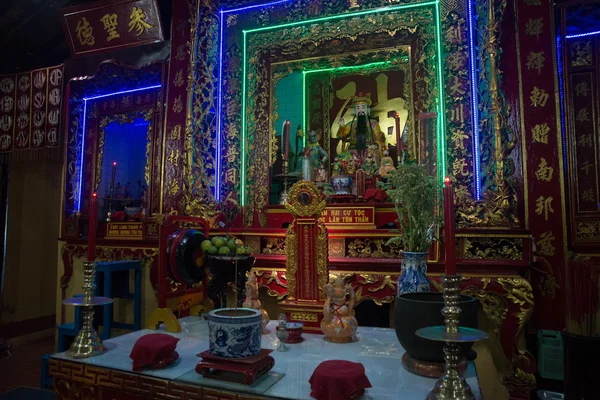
[317,222,329,301]
[284,181,327,217]
[284,224,297,299]
[576,222,600,240]
[262,237,285,255]
[368,275,396,293]
[328,238,346,258]
[570,41,592,67]
[95,109,153,192]
[347,238,403,258]
[462,286,508,333]
[463,237,522,261]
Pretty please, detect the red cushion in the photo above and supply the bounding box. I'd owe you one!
[309,360,372,400]
[129,334,180,371]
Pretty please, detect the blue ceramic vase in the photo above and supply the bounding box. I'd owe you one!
[397,251,430,295]
[208,308,262,358]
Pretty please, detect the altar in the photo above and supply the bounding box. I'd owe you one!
[48,316,482,399]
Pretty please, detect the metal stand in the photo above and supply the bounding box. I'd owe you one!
[62,261,113,358]
[416,275,489,400]
[275,160,300,205]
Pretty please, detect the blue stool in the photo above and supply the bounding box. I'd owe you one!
[40,354,53,389]
[95,260,142,340]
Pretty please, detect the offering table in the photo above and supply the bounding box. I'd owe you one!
[49,316,482,399]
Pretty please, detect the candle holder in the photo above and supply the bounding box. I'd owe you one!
[415,275,489,400]
[62,261,113,358]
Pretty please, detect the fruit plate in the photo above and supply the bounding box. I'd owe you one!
[206,255,254,262]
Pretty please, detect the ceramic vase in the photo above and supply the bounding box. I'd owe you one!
[207,308,262,358]
[397,251,430,295]
[330,175,353,195]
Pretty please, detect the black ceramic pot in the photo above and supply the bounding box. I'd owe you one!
[394,293,478,362]
[562,331,600,399]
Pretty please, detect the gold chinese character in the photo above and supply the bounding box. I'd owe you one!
[535,158,554,182]
[535,196,555,221]
[224,191,239,206]
[170,125,181,140]
[450,103,464,123]
[168,149,180,166]
[526,51,545,74]
[167,178,180,196]
[226,146,240,163]
[121,96,130,108]
[175,45,186,61]
[576,108,590,122]
[530,86,549,107]
[580,161,594,176]
[581,188,595,202]
[455,185,471,199]
[100,13,120,42]
[578,134,593,148]
[451,129,469,150]
[574,81,589,97]
[532,123,550,144]
[128,7,154,36]
[445,24,464,44]
[537,231,555,257]
[538,275,559,299]
[449,76,466,96]
[452,158,469,177]
[348,0,359,8]
[136,96,142,104]
[226,168,237,184]
[172,95,183,113]
[75,17,95,46]
[525,18,543,40]
[174,70,184,87]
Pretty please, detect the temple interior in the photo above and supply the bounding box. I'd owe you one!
[0,0,598,399]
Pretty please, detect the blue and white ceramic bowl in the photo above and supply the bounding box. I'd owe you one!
[330,175,353,195]
[208,308,262,358]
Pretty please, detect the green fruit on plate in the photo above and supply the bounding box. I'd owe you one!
[218,246,231,255]
[236,246,246,255]
[201,240,213,252]
[208,246,218,255]
[235,238,244,247]
[227,239,237,251]
[245,246,252,255]
[212,237,226,248]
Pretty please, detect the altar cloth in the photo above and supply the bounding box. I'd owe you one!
[51,316,482,399]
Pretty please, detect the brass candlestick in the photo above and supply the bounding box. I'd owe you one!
[416,275,489,400]
[62,261,113,358]
[279,159,291,205]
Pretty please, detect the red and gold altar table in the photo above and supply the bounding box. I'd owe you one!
[48,316,482,399]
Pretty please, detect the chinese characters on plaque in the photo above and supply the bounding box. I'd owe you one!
[0,66,63,152]
[60,0,164,57]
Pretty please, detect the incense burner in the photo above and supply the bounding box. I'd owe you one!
[208,308,262,358]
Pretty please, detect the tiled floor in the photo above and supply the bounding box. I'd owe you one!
[0,336,54,394]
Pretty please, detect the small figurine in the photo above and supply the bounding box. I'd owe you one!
[361,145,379,177]
[321,276,358,343]
[124,182,132,199]
[378,149,396,177]
[331,157,342,177]
[315,165,328,183]
[114,182,124,199]
[303,130,328,179]
[243,271,270,333]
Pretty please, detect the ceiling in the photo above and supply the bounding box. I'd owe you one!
[0,0,172,75]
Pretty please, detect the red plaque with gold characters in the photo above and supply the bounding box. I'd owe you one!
[59,0,164,57]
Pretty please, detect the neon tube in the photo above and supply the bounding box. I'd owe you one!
[467,0,481,199]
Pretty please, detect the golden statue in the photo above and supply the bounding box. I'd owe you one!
[321,276,358,343]
[243,271,270,333]
[337,93,386,159]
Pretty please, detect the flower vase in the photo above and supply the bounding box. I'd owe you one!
[397,251,430,295]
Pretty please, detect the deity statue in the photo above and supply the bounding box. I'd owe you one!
[243,271,270,333]
[321,276,358,343]
[360,145,379,177]
[337,93,386,161]
[114,182,124,199]
[303,129,329,174]
[378,149,396,177]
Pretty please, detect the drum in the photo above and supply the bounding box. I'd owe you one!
[167,228,207,285]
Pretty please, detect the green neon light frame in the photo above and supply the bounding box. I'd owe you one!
[302,61,391,148]
[241,0,446,206]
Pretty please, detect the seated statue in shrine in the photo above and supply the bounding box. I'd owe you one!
[321,276,358,343]
[336,93,386,164]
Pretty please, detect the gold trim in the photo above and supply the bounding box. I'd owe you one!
[550,3,570,271]
[267,206,396,214]
[455,233,532,239]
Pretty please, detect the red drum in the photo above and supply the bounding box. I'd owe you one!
[167,228,207,285]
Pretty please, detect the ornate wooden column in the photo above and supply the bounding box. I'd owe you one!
[280,181,329,333]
